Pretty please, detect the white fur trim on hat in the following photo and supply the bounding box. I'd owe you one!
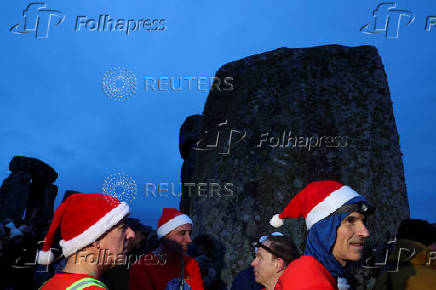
[157,214,192,240]
[305,185,359,230]
[59,202,129,258]
[269,214,284,228]
[37,250,54,265]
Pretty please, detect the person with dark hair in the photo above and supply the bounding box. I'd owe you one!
[269,180,374,289]
[103,218,150,290]
[250,235,299,290]
[375,219,436,290]
[190,234,226,289]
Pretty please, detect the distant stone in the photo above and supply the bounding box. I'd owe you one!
[62,190,80,202]
[9,156,58,183]
[0,171,32,221]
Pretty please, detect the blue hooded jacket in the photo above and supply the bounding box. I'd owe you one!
[304,195,368,278]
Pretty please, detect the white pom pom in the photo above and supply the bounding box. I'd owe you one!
[37,250,54,265]
[269,214,284,228]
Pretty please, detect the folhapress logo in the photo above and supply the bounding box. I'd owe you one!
[75,15,166,35]
[10,3,167,39]
[10,2,65,39]
[360,2,415,38]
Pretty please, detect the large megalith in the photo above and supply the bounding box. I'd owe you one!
[0,156,58,222]
[181,45,409,289]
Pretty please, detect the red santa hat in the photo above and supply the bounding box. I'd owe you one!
[270,180,360,230]
[157,208,192,240]
[37,193,129,265]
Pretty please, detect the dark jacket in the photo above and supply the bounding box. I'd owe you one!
[375,239,436,290]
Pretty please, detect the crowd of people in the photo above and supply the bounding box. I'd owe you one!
[1,180,435,289]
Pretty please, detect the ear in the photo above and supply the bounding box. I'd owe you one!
[92,240,100,248]
[274,258,285,272]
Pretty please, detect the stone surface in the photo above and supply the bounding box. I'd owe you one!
[182,45,409,288]
[9,156,58,184]
[1,156,59,224]
[62,190,80,202]
[0,171,32,221]
[179,115,203,214]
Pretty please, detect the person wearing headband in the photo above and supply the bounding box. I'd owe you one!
[250,235,299,290]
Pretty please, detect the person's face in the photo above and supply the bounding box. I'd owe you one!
[164,223,192,254]
[332,212,370,266]
[250,241,282,287]
[127,230,144,252]
[97,219,135,265]
[429,241,436,251]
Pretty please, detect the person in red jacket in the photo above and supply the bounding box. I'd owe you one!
[269,180,374,290]
[37,193,135,289]
[129,208,204,290]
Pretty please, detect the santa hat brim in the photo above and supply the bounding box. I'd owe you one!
[59,202,129,258]
[37,250,55,265]
[157,214,192,239]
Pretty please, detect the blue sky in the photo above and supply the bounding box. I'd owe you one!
[1,0,435,227]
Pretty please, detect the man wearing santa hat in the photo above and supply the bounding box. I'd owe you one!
[38,193,135,289]
[269,180,374,290]
[129,208,204,290]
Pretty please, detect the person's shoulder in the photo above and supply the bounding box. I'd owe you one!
[40,274,107,289]
[185,254,200,266]
[286,255,325,271]
[277,256,336,289]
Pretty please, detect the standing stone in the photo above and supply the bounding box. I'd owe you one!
[183,45,409,289]
[179,115,203,214]
[9,156,58,184]
[0,171,32,221]
[62,190,80,202]
[0,156,58,224]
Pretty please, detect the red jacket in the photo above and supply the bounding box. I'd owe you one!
[275,255,337,290]
[129,251,204,290]
[40,273,107,289]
